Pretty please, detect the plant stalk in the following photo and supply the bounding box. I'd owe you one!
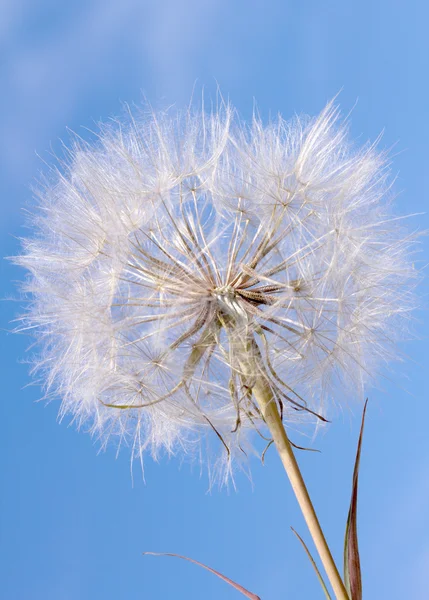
[252,377,349,600]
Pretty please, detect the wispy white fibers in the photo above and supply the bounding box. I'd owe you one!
[15,100,417,482]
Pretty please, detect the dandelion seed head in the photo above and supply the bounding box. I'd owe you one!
[15,99,418,483]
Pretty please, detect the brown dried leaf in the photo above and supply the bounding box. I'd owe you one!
[344,399,368,600]
[143,552,261,599]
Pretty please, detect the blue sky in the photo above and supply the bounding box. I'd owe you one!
[1,1,428,599]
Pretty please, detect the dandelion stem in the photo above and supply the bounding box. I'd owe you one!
[252,377,349,600]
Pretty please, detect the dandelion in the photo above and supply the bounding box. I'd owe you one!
[15,99,417,599]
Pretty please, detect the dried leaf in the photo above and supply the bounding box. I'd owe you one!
[344,399,368,600]
[143,552,261,599]
[291,528,332,599]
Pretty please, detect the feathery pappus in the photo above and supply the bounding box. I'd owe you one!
[15,100,417,481]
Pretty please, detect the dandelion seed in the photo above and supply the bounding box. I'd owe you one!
[14,99,417,482]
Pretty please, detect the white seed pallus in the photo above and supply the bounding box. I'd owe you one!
[15,100,418,482]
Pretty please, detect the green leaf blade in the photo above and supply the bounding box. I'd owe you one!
[291,527,332,600]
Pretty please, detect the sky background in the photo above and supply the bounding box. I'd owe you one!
[1,1,429,599]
